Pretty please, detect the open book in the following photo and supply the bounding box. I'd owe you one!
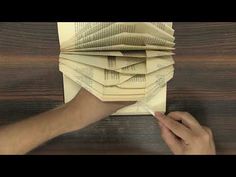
[57,22,175,115]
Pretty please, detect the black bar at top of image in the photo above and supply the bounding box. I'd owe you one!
[0,1,236,21]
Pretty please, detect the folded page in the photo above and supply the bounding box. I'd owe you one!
[59,58,135,86]
[62,75,167,115]
[62,50,174,58]
[59,54,144,70]
[62,22,175,49]
[59,63,167,98]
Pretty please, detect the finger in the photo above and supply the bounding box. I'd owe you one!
[158,121,183,154]
[167,111,202,131]
[202,126,213,137]
[202,126,216,153]
[155,112,193,141]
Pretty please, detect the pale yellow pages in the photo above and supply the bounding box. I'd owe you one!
[59,63,165,97]
[62,22,175,50]
[62,50,174,58]
[118,70,174,88]
[60,54,174,74]
[63,74,167,115]
[69,44,174,51]
[116,56,175,74]
[58,23,175,51]
[59,58,134,86]
[59,56,174,81]
[58,22,171,115]
[59,22,113,50]
[71,33,174,49]
[60,66,146,101]
[77,22,175,42]
[151,22,174,35]
[60,53,144,70]
[165,22,173,28]
[58,22,175,51]
[59,62,172,92]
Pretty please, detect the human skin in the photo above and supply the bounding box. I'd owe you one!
[155,112,216,155]
[0,88,215,155]
[0,88,132,154]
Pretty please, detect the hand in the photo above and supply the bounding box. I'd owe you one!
[63,88,134,132]
[155,111,216,155]
[0,88,134,154]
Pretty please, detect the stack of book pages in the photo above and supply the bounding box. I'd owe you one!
[57,22,175,115]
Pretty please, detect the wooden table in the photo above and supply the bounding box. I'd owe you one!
[0,22,235,154]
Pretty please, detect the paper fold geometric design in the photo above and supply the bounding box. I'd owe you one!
[58,22,175,115]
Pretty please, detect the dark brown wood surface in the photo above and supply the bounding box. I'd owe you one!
[0,22,235,154]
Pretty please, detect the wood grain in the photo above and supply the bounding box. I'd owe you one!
[0,22,235,154]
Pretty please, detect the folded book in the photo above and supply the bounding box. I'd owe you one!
[57,22,175,115]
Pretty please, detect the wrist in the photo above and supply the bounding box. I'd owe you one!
[58,89,132,134]
[59,101,84,133]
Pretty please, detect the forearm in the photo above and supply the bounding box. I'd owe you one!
[0,89,129,154]
[0,103,79,154]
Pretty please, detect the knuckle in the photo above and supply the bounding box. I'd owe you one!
[168,111,178,116]
[191,134,201,144]
[167,112,174,117]
[192,131,210,144]
[203,126,209,130]
[175,111,191,117]
[203,126,213,137]
[199,130,211,142]
[202,133,211,141]
[183,111,191,117]
[168,111,180,117]
[208,129,213,136]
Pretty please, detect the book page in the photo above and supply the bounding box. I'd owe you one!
[59,58,134,86]
[60,54,144,70]
[59,63,166,98]
[65,33,175,50]
[117,67,174,88]
[62,54,174,73]
[146,56,175,73]
[58,22,175,53]
[151,22,174,35]
[62,75,167,115]
[61,69,145,101]
[68,44,174,51]
[165,22,173,28]
[62,22,175,49]
[58,22,114,49]
[62,50,174,58]
[116,56,174,74]
[59,59,174,89]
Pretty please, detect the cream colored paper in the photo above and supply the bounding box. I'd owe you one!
[59,55,174,74]
[62,50,174,58]
[59,63,171,99]
[57,22,175,115]
[116,56,175,74]
[151,22,174,35]
[60,53,144,70]
[62,22,175,50]
[59,58,134,86]
[60,58,174,89]
[63,74,167,115]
